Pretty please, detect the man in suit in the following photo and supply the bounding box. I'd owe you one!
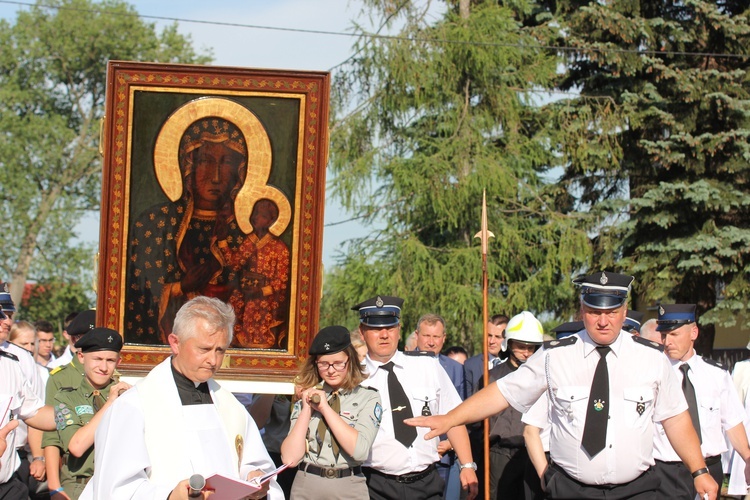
[463,314,508,498]
[464,314,509,397]
[415,314,466,499]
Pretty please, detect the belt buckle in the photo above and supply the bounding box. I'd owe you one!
[325,467,337,479]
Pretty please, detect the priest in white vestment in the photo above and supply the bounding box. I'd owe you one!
[81,296,283,500]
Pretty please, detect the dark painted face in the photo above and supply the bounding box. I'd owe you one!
[192,142,242,210]
[250,200,279,231]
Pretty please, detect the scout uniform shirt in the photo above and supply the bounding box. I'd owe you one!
[53,375,116,488]
[42,356,86,452]
[290,384,382,467]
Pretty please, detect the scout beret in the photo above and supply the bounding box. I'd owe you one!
[656,304,696,332]
[351,295,404,327]
[74,327,123,353]
[309,325,352,355]
[66,309,97,338]
[573,271,634,309]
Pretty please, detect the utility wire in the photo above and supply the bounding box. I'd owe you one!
[0,0,747,61]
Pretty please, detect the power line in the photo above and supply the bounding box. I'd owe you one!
[0,0,747,61]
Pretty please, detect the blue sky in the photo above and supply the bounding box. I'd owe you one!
[0,0,374,269]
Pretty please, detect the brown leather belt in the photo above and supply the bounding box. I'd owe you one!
[299,461,362,479]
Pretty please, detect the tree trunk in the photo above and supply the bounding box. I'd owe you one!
[9,184,62,306]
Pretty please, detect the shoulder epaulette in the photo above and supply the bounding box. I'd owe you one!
[362,385,379,392]
[543,337,577,349]
[404,350,436,357]
[49,366,63,375]
[702,357,727,371]
[0,349,19,361]
[632,335,665,352]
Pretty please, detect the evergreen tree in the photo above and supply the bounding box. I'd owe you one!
[322,0,591,350]
[552,0,750,350]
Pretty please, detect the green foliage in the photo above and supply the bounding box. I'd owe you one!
[0,0,211,311]
[322,0,591,352]
[554,0,750,340]
[17,281,93,334]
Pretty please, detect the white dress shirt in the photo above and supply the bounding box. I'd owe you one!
[0,351,44,483]
[654,351,745,462]
[47,346,73,370]
[522,392,551,452]
[728,359,750,495]
[497,329,686,485]
[362,351,462,475]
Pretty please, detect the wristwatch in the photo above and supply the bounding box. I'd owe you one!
[460,462,478,471]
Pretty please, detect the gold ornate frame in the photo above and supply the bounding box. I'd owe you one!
[97,61,329,381]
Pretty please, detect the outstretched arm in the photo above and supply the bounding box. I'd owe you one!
[406,382,509,439]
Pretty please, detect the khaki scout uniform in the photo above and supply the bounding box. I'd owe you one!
[289,384,381,500]
[53,376,115,500]
[42,357,85,451]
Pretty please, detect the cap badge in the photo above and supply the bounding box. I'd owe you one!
[107,336,113,343]
[550,340,559,346]
[593,399,605,411]
[1,283,8,292]
[599,272,608,285]
[375,296,384,308]
[659,305,665,316]
[324,343,330,351]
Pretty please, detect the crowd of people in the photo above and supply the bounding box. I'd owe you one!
[1,270,750,500]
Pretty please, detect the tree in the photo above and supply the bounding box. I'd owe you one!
[321,0,592,351]
[0,0,211,316]
[551,0,750,351]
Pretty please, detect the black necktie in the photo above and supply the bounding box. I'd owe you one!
[680,363,702,444]
[582,346,610,457]
[381,362,417,448]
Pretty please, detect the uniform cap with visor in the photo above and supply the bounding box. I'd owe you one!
[573,271,634,310]
[623,310,645,334]
[656,304,696,332]
[502,311,544,352]
[351,295,404,328]
[0,282,15,313]
[552,321,584,340]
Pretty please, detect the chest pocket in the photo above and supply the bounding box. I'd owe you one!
[623,387,654,428]
[411,387,438,417]
[699,398,721,427]
[552,386,588,425]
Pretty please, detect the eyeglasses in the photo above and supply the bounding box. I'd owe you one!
[316,360,349,371]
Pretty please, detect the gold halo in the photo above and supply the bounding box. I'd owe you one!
[152,97,291,236]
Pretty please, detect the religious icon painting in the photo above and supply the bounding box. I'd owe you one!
[97,61,329,381]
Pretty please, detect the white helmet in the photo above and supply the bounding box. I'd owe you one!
[502,311,544,351]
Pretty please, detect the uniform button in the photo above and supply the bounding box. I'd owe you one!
[609,444,612,448]
[328,444,332,448]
